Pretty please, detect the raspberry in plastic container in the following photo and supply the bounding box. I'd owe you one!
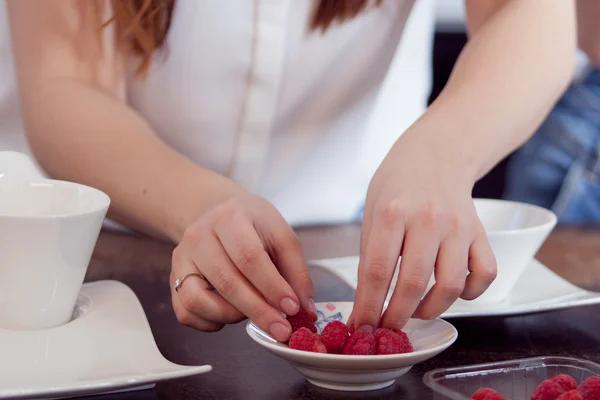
[578,376,600,400]
[471,388,507,399]
[552,375,578,392]
[558,390,583,400]
[423,356,600,400]
[531,380,565,400]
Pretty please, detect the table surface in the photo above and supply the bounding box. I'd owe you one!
[81,225,600,400]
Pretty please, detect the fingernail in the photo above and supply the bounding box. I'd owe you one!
[269,322,291,342]
[280,297,299,316]
[357,324,373,334]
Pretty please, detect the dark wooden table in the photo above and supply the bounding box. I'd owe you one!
[83,225,600,400]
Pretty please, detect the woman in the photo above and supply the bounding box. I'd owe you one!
[6,0,575,342]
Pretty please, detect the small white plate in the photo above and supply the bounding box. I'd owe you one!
[246,301,457,392]
[0,280,211,399]
[312,256,600,318]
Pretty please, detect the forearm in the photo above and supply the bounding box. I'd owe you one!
[22,80,240,242]
[399,0,576,182]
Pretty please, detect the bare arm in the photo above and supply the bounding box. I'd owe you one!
[352,0,577,331]
[7,0,240,242]
[400,0,577,182]
[7,0,316,341]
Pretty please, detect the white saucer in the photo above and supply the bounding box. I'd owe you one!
[0,280,211,399]
[311,256,600,318]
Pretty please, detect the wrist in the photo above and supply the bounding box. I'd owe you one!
[428,133,481,186]
[165,169,244,243]
[395,119,481,189]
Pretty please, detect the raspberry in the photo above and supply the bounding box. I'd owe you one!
[313,339,327,353]
[342,331,376,355]
[557,390,583,400]
[373,328,410,355]
[532,380,565,400]
[320,321,349,354]
[552,375,578,392]
[578,377,600,400]
[391,328,414,353]
[472,388,507,400]
[286,308,316,334]
[288,327,327,353]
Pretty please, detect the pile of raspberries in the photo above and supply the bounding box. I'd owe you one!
[472,374,600,400]
[285,309,413,355]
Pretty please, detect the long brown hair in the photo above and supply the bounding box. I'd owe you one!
[106,0,382,76]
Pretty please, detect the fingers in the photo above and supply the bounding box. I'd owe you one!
[346,314,355,331]
[462,231,497,300]
[171,197,313,341]
[352,200,406,333]
[380,224,439,330]
[195,233,293,342]
[171,293,226,332]
[215,213,301,317]
[359,193,376,257]
[259,210,316,318]
[171,252,245,325]
[354,195,497,330]
[413,235,468,319]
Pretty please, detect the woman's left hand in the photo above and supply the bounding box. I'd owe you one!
[350,133,497,333]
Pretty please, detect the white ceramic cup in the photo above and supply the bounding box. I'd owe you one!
[0,179,110,330]
[469,198,557,303]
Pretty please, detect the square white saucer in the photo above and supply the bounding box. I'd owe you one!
[311,256,600,318]
[0,280,211,399]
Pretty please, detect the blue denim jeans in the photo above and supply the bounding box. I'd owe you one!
[505,67,600,224]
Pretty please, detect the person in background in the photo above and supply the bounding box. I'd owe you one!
[505,0,600,224]
[5,0,575,342]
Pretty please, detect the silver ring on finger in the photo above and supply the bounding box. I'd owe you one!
[174,272,211,293]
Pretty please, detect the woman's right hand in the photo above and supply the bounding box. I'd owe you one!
[170,193,316,342]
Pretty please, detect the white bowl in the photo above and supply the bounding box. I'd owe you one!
[471,198,557,303]
[246,302,458,392]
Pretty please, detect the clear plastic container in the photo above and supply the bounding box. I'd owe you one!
[423,356,600,400]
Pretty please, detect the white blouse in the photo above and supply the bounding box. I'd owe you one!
[0,0,434,227]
